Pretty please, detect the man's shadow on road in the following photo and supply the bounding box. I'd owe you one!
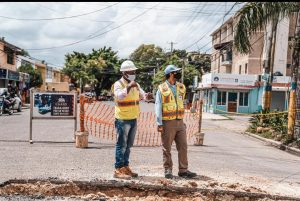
[133,175,213,182]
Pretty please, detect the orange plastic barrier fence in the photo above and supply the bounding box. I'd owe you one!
[84,101,200,146]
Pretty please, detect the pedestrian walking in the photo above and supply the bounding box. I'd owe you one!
[112,60,152,179]
[155,64,197,179]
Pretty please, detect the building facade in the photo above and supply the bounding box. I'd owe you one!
[198,12,297,114]
[0,38,30,92]
[17,56,69,92]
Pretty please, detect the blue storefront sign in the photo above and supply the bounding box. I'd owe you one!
[0,68,7,79]
[7,70,19,81]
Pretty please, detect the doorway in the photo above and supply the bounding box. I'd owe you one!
[228,92,237,112]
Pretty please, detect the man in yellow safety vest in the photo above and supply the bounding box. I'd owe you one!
[155,64,197,179]
[112,60,152,179]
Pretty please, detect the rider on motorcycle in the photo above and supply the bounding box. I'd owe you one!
[1,90,15,115]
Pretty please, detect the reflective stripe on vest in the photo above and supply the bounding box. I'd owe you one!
[113,79,140,120]
[116,100,139,107]
[158,81,185,120]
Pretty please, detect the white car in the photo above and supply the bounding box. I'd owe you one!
[0,88,22,112]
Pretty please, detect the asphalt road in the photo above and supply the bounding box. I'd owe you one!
[0,101,300,197]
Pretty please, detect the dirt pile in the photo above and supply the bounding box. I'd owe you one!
[0,179,299,201]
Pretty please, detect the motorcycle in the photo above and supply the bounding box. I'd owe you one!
[0,93,15,115]
[0,88,22,112]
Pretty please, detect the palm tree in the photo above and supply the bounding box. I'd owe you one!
[233,2,300,135]
[234,2,299,111]
[287,12,300,138]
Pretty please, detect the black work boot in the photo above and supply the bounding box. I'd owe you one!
[178,170,197,178]
[164,169,173,179]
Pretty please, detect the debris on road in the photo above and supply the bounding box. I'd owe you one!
[1,179,300,201]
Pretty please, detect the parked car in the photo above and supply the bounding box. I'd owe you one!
[0,88,22,112]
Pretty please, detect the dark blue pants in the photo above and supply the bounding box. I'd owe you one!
[114,119,137,169]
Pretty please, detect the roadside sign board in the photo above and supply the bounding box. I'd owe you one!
[33,93,75,118]
[29,91,77,143]
[0,96,4,113]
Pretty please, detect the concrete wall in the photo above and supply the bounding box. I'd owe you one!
[273,17,290,76]
[46,82,69,92]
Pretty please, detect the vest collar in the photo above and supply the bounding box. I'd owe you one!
[166,80,177,86]
[121,77,129,85]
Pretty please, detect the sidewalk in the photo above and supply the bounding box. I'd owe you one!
[202,112,229,120]
[22,103,30,109]
[244,132,300,157]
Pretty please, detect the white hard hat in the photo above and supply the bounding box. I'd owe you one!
[120,60,138,72]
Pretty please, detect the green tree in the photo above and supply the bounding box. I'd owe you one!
[18,64,43,88]
[62,47,120,94]
[86,47,120,95]
[152,54,199,91]
[19,49,30,57]
[62,52,89,92]
[188,54,211,77]
[129,44,167,92]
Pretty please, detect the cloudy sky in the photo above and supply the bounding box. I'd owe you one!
[0,2,244,68]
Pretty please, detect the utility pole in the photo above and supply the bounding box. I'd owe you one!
[182,59,185,83]
[181,57,187,84]
[167,41,177,57]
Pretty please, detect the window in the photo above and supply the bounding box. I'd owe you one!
[217,91,226,105]
[7,53,14,65]
[245,63,248,74]
[239,65,242,74]
[239,92,249,106]
[4,46,14,65]
[46,66,53,79]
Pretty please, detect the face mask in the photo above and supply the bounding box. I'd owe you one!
[127,74,136,81]
[174,73,181,80]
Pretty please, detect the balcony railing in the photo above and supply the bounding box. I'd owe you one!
[221,60,232,66]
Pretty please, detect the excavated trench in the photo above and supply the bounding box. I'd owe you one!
[0,179,299,201]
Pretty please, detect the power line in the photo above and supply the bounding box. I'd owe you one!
[25,3,161,51]
[86,2,142,38]
[182,3,240,51]
[0,2,120,21]
[35,3,114,24]
[87,2,243,13]
[176,4,224,46]
[174,2,207,42]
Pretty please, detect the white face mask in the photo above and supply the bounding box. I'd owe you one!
[127,74,136,81]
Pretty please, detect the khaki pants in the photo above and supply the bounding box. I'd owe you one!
[161,119,188,173]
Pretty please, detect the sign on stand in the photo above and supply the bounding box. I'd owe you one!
[29,90,77,143]
[0,96,4,115]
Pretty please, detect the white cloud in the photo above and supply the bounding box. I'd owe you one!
[0,2,243,66]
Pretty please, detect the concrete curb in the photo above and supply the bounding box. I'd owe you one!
[244,132,300,157]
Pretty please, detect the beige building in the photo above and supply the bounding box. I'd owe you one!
[0,38,21,72]
[0,38,30,89]
[17,55,69,92]
[35,62,68,92]
[210,13,297,77]
[198,10,297,114]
